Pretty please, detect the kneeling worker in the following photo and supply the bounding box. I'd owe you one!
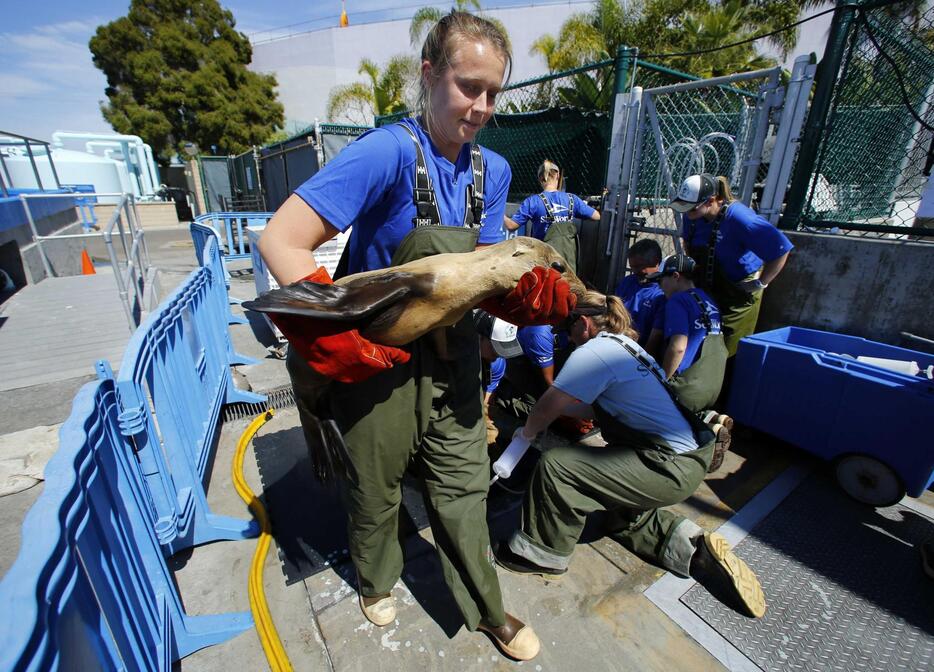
[649,254,731,470]
[493,292,766,618]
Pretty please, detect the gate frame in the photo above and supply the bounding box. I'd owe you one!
[601,57,816,294]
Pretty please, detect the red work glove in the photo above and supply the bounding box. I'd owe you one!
[479,266,577,326]
[267,267,411,383]
[551,416,595,438]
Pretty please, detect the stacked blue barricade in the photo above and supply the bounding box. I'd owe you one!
[193,211,273,264]
[0,229,265,670]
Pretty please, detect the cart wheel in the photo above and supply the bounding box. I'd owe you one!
[834,454,905,508]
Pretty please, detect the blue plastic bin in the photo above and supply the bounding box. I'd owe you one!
[728,327,934,501]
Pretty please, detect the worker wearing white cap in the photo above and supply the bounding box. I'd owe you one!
[671,174,793,356]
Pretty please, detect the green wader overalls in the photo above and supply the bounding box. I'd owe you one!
[509,336,715,577]
[689,204,763,357]
[667,290,728,413]
[494,352,550,421]
[539,193,578,275]
[289,128,506,631]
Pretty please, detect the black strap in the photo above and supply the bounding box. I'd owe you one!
[537,192,574,225]
[601,333,712,444]
[705,206,727,289]
[687,289,712,332]
[397,123,484,229]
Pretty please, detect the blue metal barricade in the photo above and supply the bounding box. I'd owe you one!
[116,235,264,554]
[0,364,252,671]
[193,211,272,263]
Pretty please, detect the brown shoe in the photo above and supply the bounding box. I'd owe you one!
[478,613,540,660]
[707,422,732,472]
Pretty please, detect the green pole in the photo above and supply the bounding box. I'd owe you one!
[613,45,633,94]
[781,2,858,230]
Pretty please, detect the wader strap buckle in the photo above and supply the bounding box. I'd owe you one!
[687,289,713,332]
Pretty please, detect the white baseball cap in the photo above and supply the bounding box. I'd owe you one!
[670,174,716,213]
[473,310,523,358]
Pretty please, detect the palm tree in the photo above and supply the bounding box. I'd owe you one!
[673,0,778,78]
[409,0,481,46]
[327,55,418,126]
[530,0,824,73]
[408,0,510,53]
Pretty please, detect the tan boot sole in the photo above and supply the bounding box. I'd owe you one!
[478,623,541,660]
[703,533,766,618]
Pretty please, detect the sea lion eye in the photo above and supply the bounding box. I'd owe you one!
[551,261,566,273]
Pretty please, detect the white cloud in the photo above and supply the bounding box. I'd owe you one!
[0,18,112,139]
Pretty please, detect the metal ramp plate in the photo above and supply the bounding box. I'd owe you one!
[646,468,934,672]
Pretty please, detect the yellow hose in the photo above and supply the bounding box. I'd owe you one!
[232,409,293,672]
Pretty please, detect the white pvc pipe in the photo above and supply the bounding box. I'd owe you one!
[53,132,160,197]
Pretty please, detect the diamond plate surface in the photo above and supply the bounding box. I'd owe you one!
[682,474,934,672]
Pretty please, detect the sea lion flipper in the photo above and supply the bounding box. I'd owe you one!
[242,271,431,324]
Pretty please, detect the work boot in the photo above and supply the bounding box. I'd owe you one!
[356,571,395,626]
[478,612,540,660]
[707,422,732,472]
[359,592,396,626]
[690,532,766,618]
[702,410,734,433]
[493,543,567,580]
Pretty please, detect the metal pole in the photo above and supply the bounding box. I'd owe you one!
[782,3,858,230]
[24,141,44,191]
[760,56,817,225]
[20,194,54,278]
[606,88,644,293]
[45,141,62,189]
[643,66,781,97]
[103,227,136,330]
[739,68,783,205]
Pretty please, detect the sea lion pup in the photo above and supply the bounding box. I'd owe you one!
[244,237,605,345]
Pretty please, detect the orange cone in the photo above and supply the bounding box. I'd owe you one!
[81,249,96,275]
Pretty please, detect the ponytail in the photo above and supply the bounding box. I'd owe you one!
[715,176,735,203]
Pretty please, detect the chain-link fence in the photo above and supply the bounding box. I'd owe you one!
[786,0,934,239]
[375,54,708,202]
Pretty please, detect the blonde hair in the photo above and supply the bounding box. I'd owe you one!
[583,293,638,341]
[537,159,561,186]
[714,175,735,203]
[417,11,512,140]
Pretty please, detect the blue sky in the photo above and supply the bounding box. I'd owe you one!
[0,1,586,142]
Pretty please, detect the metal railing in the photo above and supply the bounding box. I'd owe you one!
[20,191,152,329]
[0,131,62,196]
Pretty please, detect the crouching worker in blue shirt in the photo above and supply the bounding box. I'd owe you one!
[492,292,767,619]
[649,254,732,471]
[613,238,666,353]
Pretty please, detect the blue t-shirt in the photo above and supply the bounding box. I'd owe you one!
[553,333,697,453]
[682,201,793,282]
[517,325,554,369]
[294,117,511,273]
[662,289,722,374]
[614,274,665,346]
[486,356,506,393]
[511,191,596,240]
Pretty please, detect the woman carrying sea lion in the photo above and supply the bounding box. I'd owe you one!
[256,11,574,661]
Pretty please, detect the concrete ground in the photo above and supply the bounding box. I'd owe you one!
[3,226,928,671]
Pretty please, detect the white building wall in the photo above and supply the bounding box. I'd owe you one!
[249,4,584,129]
[249,1,840,130]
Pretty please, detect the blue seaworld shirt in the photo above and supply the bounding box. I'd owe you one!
[511,191,596,240]
[294,117,511,273]
[663,288,721,374]
[682,201,793,282]
[517,325,554,369]
[614,274,665,346]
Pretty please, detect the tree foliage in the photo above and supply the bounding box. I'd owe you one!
[326,55,418,126]
[89,0,284,163]
[530,0,821,75]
